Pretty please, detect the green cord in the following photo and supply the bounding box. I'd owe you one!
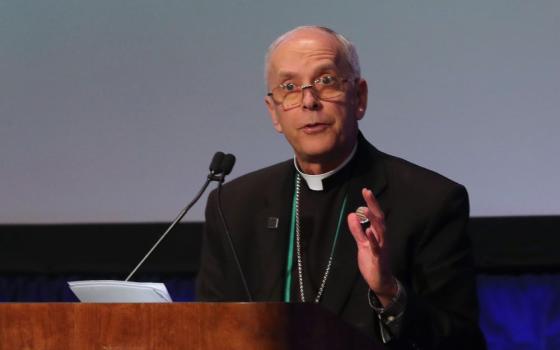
[283,176,298,302]
[283,174,347,302]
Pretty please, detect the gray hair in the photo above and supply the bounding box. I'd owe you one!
[264,26,361,86]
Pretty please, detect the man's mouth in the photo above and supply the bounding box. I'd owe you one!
[302,123,329,134]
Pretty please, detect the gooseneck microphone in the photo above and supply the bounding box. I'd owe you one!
[125,151,231,282]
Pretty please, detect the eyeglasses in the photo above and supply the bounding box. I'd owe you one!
[267,75,350,110]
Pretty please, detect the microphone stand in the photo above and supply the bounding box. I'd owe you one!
[125,171,220,282]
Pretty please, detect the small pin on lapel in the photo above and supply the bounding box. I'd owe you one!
[267,217,279,229]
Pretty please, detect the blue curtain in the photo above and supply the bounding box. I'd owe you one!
[478,274,560,350]
[0,274,196,302]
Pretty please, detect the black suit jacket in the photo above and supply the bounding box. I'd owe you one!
[196,134,486,349]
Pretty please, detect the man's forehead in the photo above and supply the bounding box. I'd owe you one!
[268,30,344,76]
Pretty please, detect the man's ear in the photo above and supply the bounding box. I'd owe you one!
[265,96,283,133]
[355,79,368,121]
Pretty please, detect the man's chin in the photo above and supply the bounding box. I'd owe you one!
[297,146,340,167]
[298,144,335,160]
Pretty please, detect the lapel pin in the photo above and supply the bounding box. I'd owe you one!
[267,216,279,229]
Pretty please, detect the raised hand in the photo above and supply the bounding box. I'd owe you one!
[347,188,396,307]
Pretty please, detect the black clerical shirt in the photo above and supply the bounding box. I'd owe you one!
[289,161,353,302]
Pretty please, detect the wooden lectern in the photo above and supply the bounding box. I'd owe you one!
[0,302,383,349]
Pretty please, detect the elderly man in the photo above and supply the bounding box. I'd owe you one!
[196,26,486,349]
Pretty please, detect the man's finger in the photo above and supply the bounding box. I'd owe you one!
[362,188,385,221]
[361,188,386,246]
[347,213,368,244]
[371,217,385,248]
[365,227,380,256]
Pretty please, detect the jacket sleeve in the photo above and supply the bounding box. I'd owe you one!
[390,185,486,350]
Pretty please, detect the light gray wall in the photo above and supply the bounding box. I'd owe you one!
[1,1,559,223]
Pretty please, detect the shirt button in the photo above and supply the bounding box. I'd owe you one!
[387,315,395,322]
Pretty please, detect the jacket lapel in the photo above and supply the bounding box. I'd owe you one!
[321,136,389,314]
[251,161,295,301]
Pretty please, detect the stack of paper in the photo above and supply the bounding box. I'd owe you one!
[68,280,172,303]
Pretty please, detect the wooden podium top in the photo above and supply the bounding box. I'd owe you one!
[0,302,381,350]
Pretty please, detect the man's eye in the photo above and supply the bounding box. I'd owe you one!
[282,83,296,91]
[320,76,336,85]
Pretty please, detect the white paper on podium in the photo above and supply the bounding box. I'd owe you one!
[68,280,172,303]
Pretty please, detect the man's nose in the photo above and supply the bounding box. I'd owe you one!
[301,86,320,110]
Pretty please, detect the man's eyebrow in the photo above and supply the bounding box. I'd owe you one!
[313,63,339,73]
[275,65,339,81]
[275,70,295,80]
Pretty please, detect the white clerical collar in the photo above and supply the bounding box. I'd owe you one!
[294,143,357,191]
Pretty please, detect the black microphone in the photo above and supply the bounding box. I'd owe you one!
[125,152,229,282]
[214,154,236,183]
[221,154,236,175]
[209,152,225,174]
[208,152,228,182]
